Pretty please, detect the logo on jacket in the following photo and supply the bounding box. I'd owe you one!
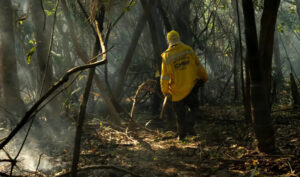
[174,57,190,70]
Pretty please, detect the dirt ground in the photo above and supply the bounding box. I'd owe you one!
[48,105,300,177]
[1,105,300,177]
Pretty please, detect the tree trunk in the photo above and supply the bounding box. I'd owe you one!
[0,44,2,99]
[113,14,146,98]
[244,67,251,123]
[233,37,239,101]
[31,0,54,94]
[71,38,99,177]
[296,0,300,18]
[232,0,242,102]
[0,0,26,121]
[156,0,172,32]
[242,0,280,153]
[290,73,300,106]
[273,30,284,86]
[173,0,193,46]
[141,0,162,70]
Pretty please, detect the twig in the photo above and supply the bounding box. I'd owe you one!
[0,159,15,163]
[35,153,43,176]
[2,148,13,160]
[35,71,83,115]
[103,0,133,97]
[104,0,134,45]
[217,73,233,101]
[76,0,96,36]
[39,0,46,31]
[10,116,35,176]
[55,165,142,177]
[39,0,60,97]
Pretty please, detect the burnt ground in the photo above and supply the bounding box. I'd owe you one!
[1,105,300,177]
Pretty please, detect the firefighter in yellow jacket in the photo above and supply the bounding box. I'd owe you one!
[160,30,208,139]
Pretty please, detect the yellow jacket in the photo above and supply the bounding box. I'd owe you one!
[160,42,208,102]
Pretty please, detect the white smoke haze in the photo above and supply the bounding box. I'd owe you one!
[0,137,67,174]
[0,111,74,174]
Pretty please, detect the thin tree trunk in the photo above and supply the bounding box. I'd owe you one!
[273,30,284,84]
[234,0,247,121]
[290,73,300,106]
[296,0,300,18]
[232,0,242,102]
[0,0,26,121]
[173,0,193,46]
[245,67,251,123]
[71,40,98,177]
[156,0,172,32]
[141,0,162,70]
[272,29,284,103]
[113,14,147,98]
[0,44,2,99]
[31,0,54,94]
[233,38,239,101]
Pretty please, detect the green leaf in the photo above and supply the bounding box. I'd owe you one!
[44,9,53,16]
[26,46,36,64]
[277,24,284,33]
[28,39,36,45]
[124,0,136,12]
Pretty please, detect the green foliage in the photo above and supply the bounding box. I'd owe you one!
[26,46,36,64]
[44,9,53,16]
[277,23,285,33]
[278,3,299,34]
[124,0,136,12]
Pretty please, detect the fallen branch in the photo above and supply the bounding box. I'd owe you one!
[0,51,109,150]
[130,80,157,119]
[55,165,142,177]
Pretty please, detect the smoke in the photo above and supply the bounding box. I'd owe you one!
[17,148,56,171]
[0,128,68,173]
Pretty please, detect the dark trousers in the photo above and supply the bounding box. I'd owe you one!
[173,81,201,135]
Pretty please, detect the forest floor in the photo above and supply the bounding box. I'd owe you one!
[1,105,300,177]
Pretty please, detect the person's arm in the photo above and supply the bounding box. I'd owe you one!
[193,51,208,82]
[160,55,171,96]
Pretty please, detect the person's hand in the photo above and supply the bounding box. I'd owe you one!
[164,93,172,99]
[198,79,205,87]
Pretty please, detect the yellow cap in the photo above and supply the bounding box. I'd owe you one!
[167,30,180,46]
